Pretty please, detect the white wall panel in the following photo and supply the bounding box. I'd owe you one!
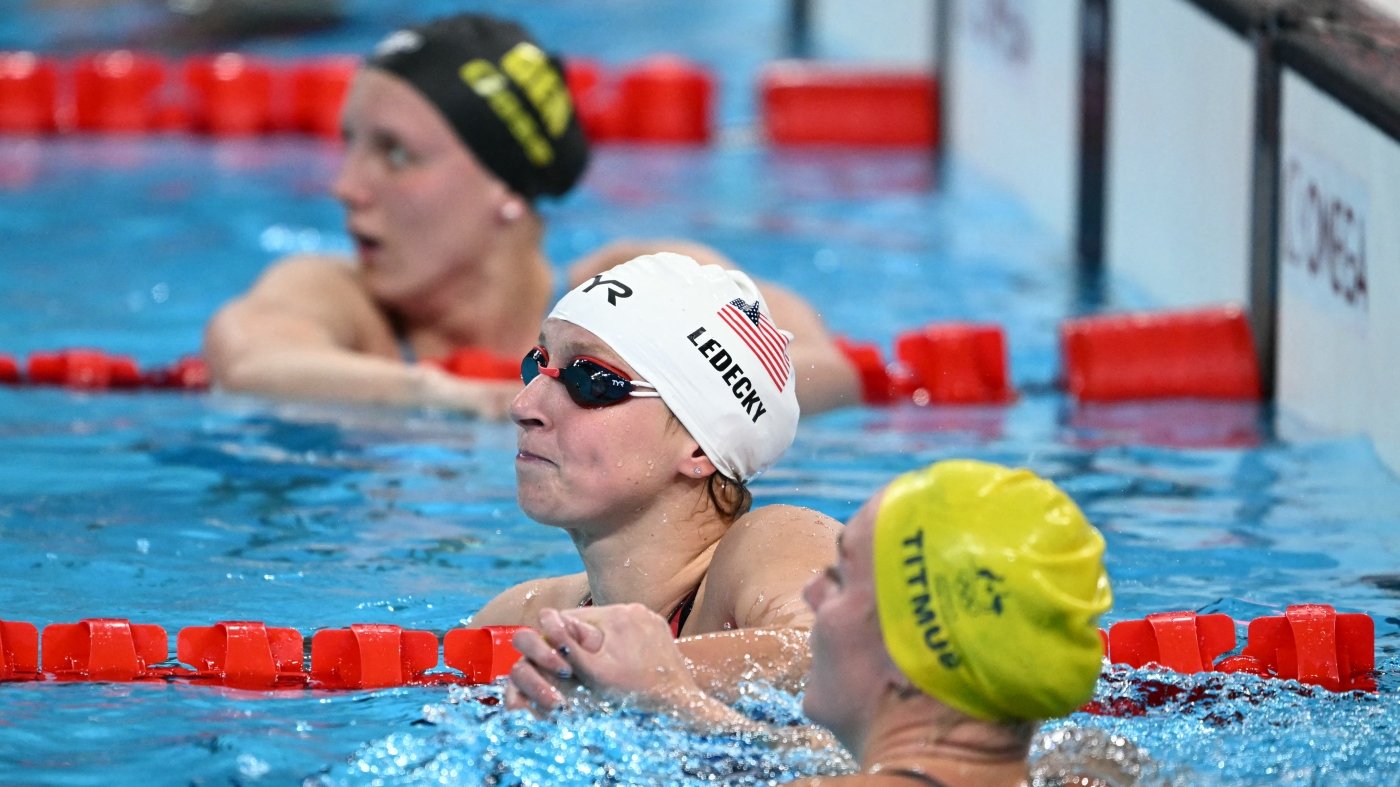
[1105,0,1254,306]
[809,0,936,66]
[1277,70,1400,476]
[947,0,1080,245]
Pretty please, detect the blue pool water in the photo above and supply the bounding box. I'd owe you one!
[2,1,1399,784]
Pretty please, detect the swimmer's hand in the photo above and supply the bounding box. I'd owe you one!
[506,605,709,717]
[414,364,517,419]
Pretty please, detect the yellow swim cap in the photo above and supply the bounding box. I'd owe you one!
[873,460,1111,722]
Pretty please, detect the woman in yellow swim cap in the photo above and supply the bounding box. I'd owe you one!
[506,459,1112,786]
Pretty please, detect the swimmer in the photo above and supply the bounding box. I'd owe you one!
[507,460,1113,787]
[473,252,841,695]
[203,12,860,417]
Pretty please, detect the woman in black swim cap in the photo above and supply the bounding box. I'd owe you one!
[203,12,861,417]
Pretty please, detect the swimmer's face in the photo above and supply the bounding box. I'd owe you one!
[334,69,517,310]
[801,491,898,757]
[511,319,696,528]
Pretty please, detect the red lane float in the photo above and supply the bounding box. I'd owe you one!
[288,56,357,138]
[0,354,19,384]
[311,624,439,690]
[895,323,1012,404]
[432,348,520,381]
[179,621,305,688]
[761,61,938,147]
[566,58,624,142]
[184,53,275,136]
[28,349,143,389]
[1219,604,1376,692]
[1109,611,1236,674]
[0,621,39,680]
[73,50,168,133]
[616,56,712,144]
[836,322,1012,406]
[1061,305,1261,402]
[42,618,168,681]
[444,625,524,683]
[0,52,58,133]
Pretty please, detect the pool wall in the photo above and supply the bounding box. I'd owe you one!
[925,0,1400,477]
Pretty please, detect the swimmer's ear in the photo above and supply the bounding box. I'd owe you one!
[677,446,718,480]
[498,197,526,223]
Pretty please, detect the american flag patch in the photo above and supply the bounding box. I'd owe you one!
[718,298,791,391]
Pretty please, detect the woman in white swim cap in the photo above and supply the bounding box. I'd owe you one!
[474,252,840,699]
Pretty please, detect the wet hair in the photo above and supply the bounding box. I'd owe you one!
[366,13,589,201]
[707,472,752,523]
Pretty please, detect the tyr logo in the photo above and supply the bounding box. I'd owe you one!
[582,275,633,305]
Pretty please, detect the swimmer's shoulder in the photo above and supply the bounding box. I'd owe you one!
[699,504,840,628]
[212,253,394,351]
[255,253,364,293]
[470,571,588,628]
[718,503,841,561]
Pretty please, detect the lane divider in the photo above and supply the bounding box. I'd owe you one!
[1,305,1264,403]
[1088,603,1377,713]
[0,605,1376,696]
[4,49,948,149]
[0,350,207,390]
[2,618,526,690]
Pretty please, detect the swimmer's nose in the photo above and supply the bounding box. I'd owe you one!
[510,374,551,429]
[331,148,370,208]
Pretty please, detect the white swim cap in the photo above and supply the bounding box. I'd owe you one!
[547,253,800,482]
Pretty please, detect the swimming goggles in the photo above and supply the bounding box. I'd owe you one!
[520,345,661,408]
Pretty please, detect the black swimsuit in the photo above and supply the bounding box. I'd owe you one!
[580,584,700,637]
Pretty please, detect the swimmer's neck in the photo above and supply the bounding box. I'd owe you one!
[392,220,554,358]
[857,695,1032,787]
[567,502,725,618]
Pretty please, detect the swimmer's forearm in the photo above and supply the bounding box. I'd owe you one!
[664,686,838,752]
[210,350,512,415]
[679,627,811,700]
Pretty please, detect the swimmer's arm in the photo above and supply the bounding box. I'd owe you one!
[677,627,811,701]
[470,574,586,628]
[675,505,839,697]
[203,256,515,416]
[567,241,861,414]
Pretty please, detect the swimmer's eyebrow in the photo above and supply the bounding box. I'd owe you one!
[836,532,847,560]
[547,335,614,360]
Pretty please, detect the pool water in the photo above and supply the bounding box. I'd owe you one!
[2,2,1399,785]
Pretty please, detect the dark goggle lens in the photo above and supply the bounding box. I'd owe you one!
[521,347,634,408]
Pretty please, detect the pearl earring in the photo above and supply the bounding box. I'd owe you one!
[694,467,703,475]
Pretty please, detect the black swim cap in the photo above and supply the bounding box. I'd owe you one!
[367,13,589,201]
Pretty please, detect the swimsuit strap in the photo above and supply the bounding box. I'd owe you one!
[579,583,700,638]
[872,768,951,787]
